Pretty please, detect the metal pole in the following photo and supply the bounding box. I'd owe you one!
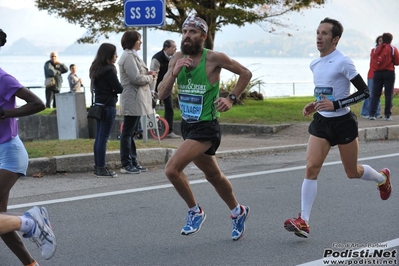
[293,82,295,96]
[143,27,147,65]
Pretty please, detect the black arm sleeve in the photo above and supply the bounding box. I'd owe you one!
[332,74,370,110]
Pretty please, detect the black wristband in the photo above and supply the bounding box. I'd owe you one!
[332,100,340,110]
[0,106,5,119]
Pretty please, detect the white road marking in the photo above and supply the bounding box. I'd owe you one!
[9,153,399,210]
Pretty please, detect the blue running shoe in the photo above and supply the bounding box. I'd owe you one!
[231,205,250,241]
[181,207,206,235]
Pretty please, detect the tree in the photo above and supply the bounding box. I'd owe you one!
[35,0,327,49]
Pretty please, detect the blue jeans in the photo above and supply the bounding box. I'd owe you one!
[120,115,141,167]
[370,70,395,118]
[93,106,116,168]
[360,78,381,117]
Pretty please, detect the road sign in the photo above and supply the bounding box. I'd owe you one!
[124,0,165,27]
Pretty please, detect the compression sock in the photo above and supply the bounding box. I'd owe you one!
[361,165,385,183]
[301,179,317,223]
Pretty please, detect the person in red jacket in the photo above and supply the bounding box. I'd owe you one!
[360,36,382,119]
[369,32,399,120]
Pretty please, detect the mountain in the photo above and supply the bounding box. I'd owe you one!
[1,0,399,57]
[0,6,85,53]
[217,29,378,58]
[1,38,45,55]
[61,42,103,56]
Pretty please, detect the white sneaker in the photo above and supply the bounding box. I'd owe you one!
[361,115,369,119]
[167,132,180,138]
[23,206,57,260]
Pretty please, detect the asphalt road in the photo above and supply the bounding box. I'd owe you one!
[2,140,399,266]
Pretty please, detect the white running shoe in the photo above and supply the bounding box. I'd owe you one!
[23,206,57,260]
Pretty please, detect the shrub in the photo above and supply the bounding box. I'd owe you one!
[219,75,265,104]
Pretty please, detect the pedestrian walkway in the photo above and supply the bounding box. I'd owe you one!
[27,116,399,176]
[160,115,399,152]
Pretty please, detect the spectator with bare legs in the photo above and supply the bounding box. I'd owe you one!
[0,28,56,265]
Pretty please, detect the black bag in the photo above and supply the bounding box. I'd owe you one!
[88,79,111,120]
[87,104,104,120]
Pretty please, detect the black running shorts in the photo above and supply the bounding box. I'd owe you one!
[181,119,221,155]
[308,111,358,146]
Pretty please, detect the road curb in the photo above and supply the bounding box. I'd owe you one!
[26,125,399,176]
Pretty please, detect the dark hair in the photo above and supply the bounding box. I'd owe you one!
[89,43,117,79]
[375,35,382,45]
[69,64,75,70]
[0,29,7,47]
[382,33,393,44]
[121,30,141,50]
[163,40,174,49]
[320,17,344,40]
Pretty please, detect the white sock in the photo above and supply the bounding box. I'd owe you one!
[188,205,200,213]
[19,215,35,234]
[231,204,241,217]
[361,165,385,184]
[301,179,317,223]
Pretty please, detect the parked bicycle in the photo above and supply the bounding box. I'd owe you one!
[117,112,169,141]
[117,93,169,141]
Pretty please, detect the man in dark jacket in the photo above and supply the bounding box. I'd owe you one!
[150,40,178,138]
[44,52,68,108]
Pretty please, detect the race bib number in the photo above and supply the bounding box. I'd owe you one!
[178,93,203,122]
[314,87,335,101]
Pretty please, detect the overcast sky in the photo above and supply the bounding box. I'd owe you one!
[1,0,399,51]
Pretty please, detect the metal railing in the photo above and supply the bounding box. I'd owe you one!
[253,81,314,97]
[27,82,316,100]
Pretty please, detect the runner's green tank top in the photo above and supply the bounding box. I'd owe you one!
[176,49,220,122]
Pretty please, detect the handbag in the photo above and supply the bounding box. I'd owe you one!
[87,85,110,120]
[45,77,56,88]
[87,104,105,120]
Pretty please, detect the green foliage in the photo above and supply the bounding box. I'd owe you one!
[27,95,399,158]
[220,75,265,103]
[35,0,326,49]
[160,96,399,124]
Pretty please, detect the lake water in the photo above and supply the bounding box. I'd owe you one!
[0,55,395,106]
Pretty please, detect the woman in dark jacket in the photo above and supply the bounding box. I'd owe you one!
[89,43,123,177]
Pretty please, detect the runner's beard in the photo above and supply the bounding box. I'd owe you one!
[181,40,202,55]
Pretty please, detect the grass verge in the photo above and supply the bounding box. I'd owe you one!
[28,96,398,158]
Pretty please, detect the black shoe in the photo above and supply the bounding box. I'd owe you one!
[134,164,147,172]
[120,165,141,174]
[95,167,118,178]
